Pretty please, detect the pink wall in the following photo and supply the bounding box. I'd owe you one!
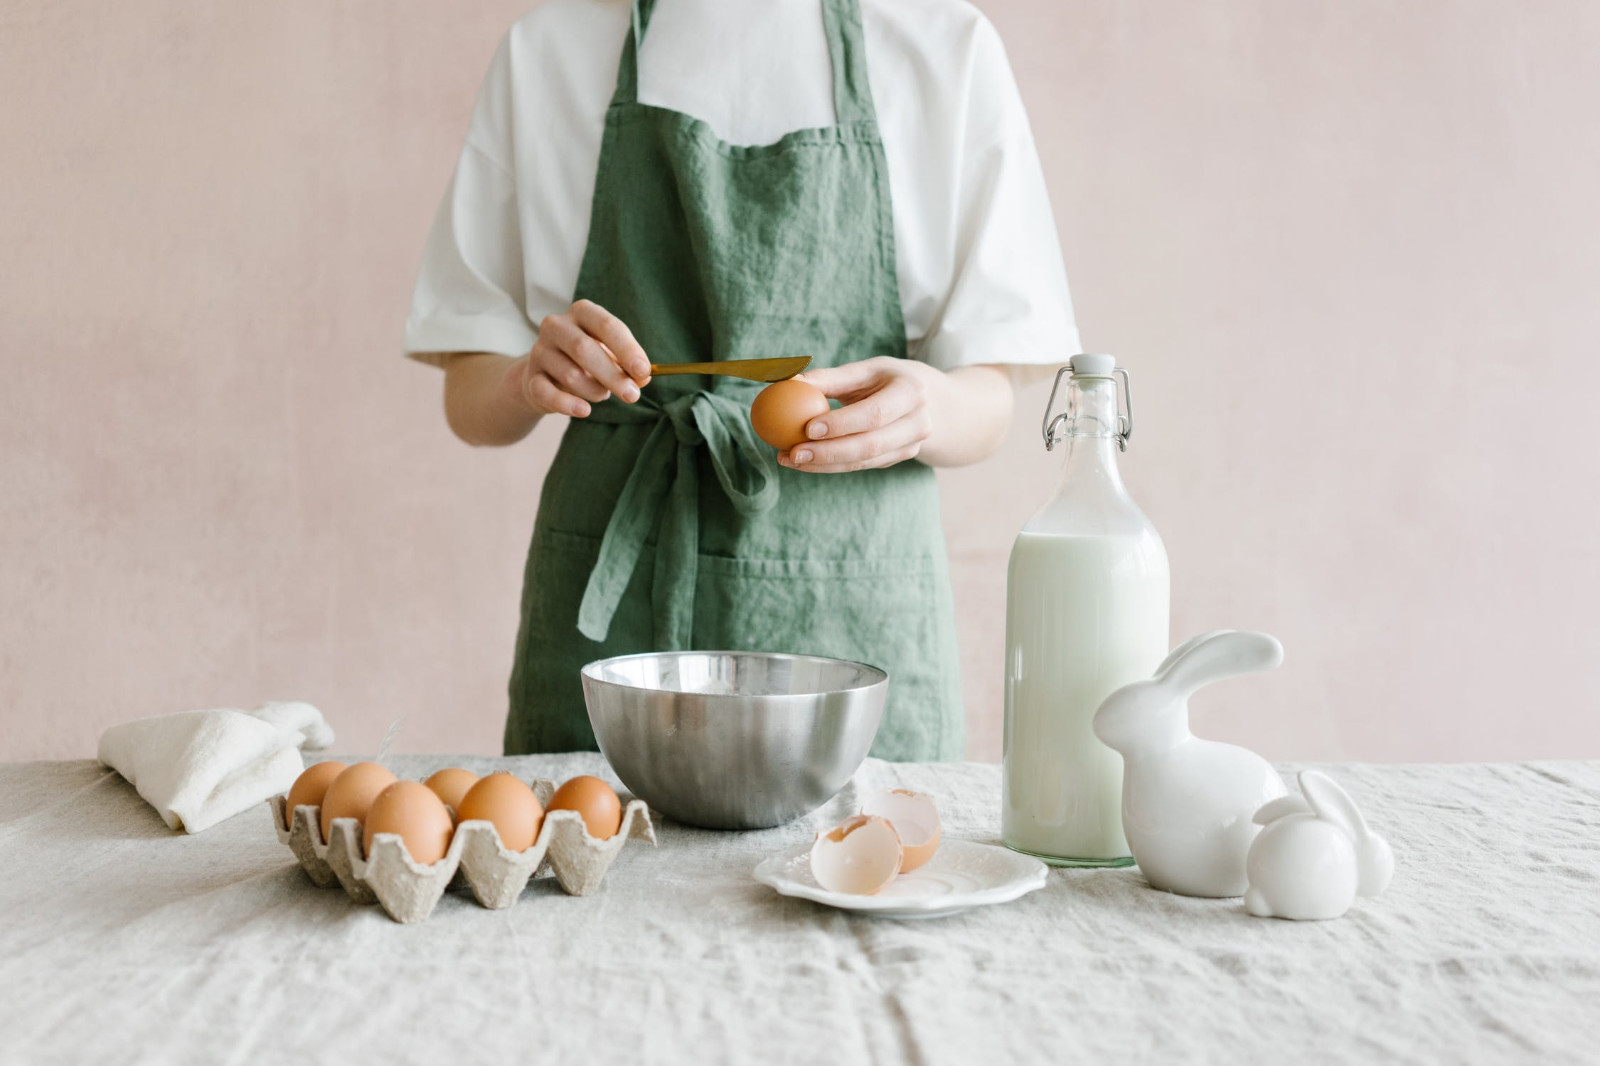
[4,1,1597,762]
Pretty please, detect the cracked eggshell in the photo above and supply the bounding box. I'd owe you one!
[810,814,903,895]
[861,789,941,873]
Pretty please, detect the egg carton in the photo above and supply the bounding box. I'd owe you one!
[269,778,655,923]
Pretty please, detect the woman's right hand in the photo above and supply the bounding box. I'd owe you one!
[502,299,652,418]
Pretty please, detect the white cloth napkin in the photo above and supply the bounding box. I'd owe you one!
[97,701,335,833]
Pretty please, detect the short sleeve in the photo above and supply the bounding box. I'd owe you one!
[914,22,1081,371]
[402,37,537,368]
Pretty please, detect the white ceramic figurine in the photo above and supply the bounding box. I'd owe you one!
[1092,630,1288,897]
[1244,770,1395,920]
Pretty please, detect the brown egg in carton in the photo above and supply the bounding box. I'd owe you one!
[268,778,655,923]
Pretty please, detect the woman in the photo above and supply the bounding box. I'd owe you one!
[404,0,1080,759]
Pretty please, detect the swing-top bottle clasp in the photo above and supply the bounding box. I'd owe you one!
[1041,353,1134,452]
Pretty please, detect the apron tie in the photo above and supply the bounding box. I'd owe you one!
[576,390,780,647]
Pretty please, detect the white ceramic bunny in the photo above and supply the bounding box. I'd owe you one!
[1244,770,1395,920]
[1092,630,1288,898]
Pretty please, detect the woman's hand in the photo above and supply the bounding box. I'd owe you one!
[441,300,649,447]
[778,358,937,473]
[501,299,652,419]
[779,358,1014,473]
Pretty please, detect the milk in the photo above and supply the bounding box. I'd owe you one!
[1001,530,1170,863]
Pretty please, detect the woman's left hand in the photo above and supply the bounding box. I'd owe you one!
[778,357,942,473]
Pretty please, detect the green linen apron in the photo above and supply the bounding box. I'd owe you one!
[505,0,964,761]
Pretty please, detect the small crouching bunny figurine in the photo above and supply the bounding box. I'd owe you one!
[1092,630,1288,898]
[1244,770,1395,920]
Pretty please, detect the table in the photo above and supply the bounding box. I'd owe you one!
[2,755,1597,1064]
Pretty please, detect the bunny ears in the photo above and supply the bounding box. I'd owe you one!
[1245,770,1396,920]
[1155,630,1284,696]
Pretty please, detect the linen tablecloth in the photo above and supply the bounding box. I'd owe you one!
[1,755,1596,1064]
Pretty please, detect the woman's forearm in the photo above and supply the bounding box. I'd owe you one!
[442,353,542,447]
[919,364,1015,467]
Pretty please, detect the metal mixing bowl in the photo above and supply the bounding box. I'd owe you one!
[581,651,888,830]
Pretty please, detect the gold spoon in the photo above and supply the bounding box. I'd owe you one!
[648,356,811,382]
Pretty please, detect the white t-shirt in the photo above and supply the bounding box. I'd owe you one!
[403,0,1080,371]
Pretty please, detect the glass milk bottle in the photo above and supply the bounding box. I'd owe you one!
[1002,353,1170,866]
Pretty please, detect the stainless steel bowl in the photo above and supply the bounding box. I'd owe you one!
[581,651,888,830]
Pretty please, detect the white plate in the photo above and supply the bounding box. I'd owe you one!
[753,839,1049,919]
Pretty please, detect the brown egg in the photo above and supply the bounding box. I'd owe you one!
[320,762,396,841]
[285,760,347,830]
[363,781,454,864]
[548,775,623,840]
[423,767,479,812]
[456,772,544,852]
[750,378,830,450]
